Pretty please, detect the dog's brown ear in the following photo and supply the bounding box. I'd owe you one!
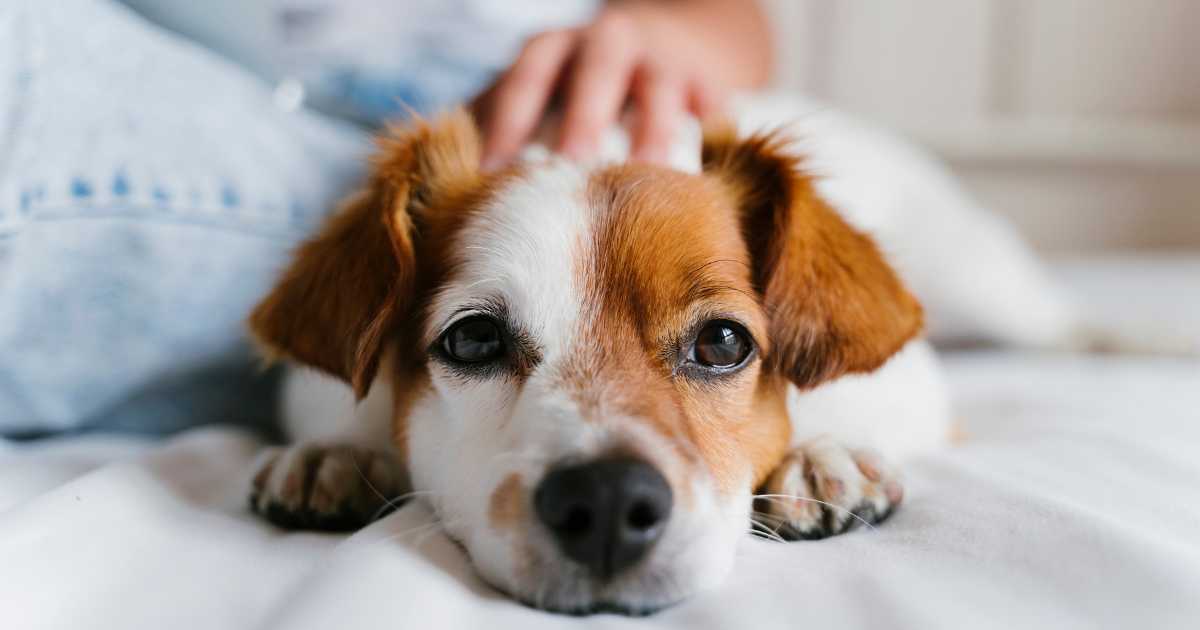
[249,109,481,399]
[702,125,923,388]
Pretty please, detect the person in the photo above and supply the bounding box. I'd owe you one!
[0,0,772,437]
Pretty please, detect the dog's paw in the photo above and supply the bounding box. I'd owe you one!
[754,438,903,541]
[249,443,404,532]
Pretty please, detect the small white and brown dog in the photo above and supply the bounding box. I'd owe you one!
[243,97,1079,615]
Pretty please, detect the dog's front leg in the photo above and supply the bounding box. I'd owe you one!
[754,437,903,541]
[249,443,404,531]
[248,366,408,532]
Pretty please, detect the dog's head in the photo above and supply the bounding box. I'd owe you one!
[249,110,921,614]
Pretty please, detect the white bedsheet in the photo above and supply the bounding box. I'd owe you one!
[4,256,1199,630]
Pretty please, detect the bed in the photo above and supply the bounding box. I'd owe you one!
[3,255,1198,630]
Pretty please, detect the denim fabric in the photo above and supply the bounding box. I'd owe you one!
[117,0,600,126]
[0,0,370,436]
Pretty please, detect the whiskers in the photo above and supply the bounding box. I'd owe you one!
[344,453,433,522]
[339,513,467,563]
[751,493,880,536]
[361,519,444,547]
[341,453,455,552]
[749,512,788,543]
[369,489,439,522]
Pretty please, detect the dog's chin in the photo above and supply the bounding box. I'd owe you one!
[512,594,681,617]
[492,574,689,617]
[464,546,696,617]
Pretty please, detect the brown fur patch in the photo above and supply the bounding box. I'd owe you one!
[488,473,526,531]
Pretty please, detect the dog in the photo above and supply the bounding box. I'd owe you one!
[243,102,962,615]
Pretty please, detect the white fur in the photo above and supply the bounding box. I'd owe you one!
[281,363,393,446]
[788,339,951,461]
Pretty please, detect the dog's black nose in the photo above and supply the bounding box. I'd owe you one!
[534,457,673,580]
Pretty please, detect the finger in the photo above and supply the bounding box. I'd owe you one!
[630,64,685,164]
[481,30,577,170]
[469,79,498,120]
[686,80,729,122]
[558,13,641,159]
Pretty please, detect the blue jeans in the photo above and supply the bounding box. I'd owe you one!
[0,0,370,436]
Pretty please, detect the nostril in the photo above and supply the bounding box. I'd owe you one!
[626,500,659,531]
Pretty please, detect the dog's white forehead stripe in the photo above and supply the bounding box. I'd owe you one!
[428,160,590,363]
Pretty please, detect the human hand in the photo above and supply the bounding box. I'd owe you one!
[473,0,771,169]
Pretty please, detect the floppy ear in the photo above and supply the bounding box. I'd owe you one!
[702,126,923,388]
[248,109,481,399]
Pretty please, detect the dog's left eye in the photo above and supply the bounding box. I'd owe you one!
[442,317,505,363]
[691,320,752,369]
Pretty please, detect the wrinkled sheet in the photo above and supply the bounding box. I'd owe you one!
[4,256,1199,630]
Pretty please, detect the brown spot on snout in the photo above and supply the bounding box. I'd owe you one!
[489,473,526,530]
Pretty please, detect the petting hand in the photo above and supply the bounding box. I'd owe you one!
[473,0,772,169]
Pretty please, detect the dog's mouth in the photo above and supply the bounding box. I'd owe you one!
[511,593,677,617]
[479,564,689,617]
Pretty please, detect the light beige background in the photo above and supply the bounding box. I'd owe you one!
[763,0,1200,253]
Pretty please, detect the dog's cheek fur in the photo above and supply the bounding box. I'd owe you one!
[402,371,559,598]
[680,371,794,493]
[387,359,431,474]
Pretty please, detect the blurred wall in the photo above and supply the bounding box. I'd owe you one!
[763,0,1200,253]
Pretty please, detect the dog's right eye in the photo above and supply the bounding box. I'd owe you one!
[442,317,505,363]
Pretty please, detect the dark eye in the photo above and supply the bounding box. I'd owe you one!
[692,321,752,369]
[442,317,505,363]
